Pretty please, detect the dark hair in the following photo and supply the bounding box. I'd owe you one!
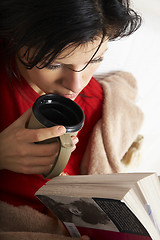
[0,0,142,70]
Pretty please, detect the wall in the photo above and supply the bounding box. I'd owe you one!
[95,0,160,174]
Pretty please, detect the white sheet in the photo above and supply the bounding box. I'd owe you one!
[96,0,160,174]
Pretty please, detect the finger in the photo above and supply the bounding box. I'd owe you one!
[25,141,60,157]
[22,125,66,142]
[3,157,52,175]
[70,136,79,153]
[28,137,77,156]
[71,136,79,145]
[19,164,52,175]
[71,145,76,152]
[22,156,57,167]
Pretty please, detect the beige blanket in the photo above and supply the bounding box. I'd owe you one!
[0,71,144,240]
[81,71,144,174]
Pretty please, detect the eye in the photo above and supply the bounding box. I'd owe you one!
[46,63,63,70]
[90,57,104,64]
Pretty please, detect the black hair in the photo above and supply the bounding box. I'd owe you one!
[0,0,142,70]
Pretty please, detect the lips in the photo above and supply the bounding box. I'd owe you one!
[59,94,78,100]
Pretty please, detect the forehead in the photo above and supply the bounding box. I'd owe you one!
[55,38,108,64]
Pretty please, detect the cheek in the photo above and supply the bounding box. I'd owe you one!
[81,70,95,89]
[83,64,100,81]
[31,69,54,86]
[92,62,102,72]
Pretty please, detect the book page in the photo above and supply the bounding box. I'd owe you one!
[37,195,119,237]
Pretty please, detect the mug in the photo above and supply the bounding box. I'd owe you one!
[27,94,85,179]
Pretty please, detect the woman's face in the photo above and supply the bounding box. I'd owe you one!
[17,38,108,100]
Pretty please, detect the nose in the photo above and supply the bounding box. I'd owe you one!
[62,67,82,93]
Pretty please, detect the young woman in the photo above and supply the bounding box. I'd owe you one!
[0,0,141,215]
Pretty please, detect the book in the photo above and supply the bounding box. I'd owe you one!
[35,172,160,240]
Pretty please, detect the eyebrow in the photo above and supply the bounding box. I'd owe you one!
[52,47,108,65]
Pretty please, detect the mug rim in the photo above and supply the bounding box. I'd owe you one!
[32,94,85,133]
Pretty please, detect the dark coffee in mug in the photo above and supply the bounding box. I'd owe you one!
[32,94,85,132]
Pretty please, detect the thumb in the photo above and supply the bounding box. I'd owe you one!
[14,108,32,128]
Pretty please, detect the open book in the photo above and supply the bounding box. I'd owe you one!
[36,172,160,240]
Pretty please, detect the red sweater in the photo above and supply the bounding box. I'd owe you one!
[0,61,103,212]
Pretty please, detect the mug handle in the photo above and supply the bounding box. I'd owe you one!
[42,134,74,179]
[28,112,74,179]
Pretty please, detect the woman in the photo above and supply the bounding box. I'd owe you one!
[0,0,142,238]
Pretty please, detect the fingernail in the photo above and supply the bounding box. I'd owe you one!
[72,137,79,144]
[57,126,66,134]
[71,145,76,152]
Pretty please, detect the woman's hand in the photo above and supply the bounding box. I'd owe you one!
[0,108,78,174]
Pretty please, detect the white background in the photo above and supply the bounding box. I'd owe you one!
[96,0,160,174]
